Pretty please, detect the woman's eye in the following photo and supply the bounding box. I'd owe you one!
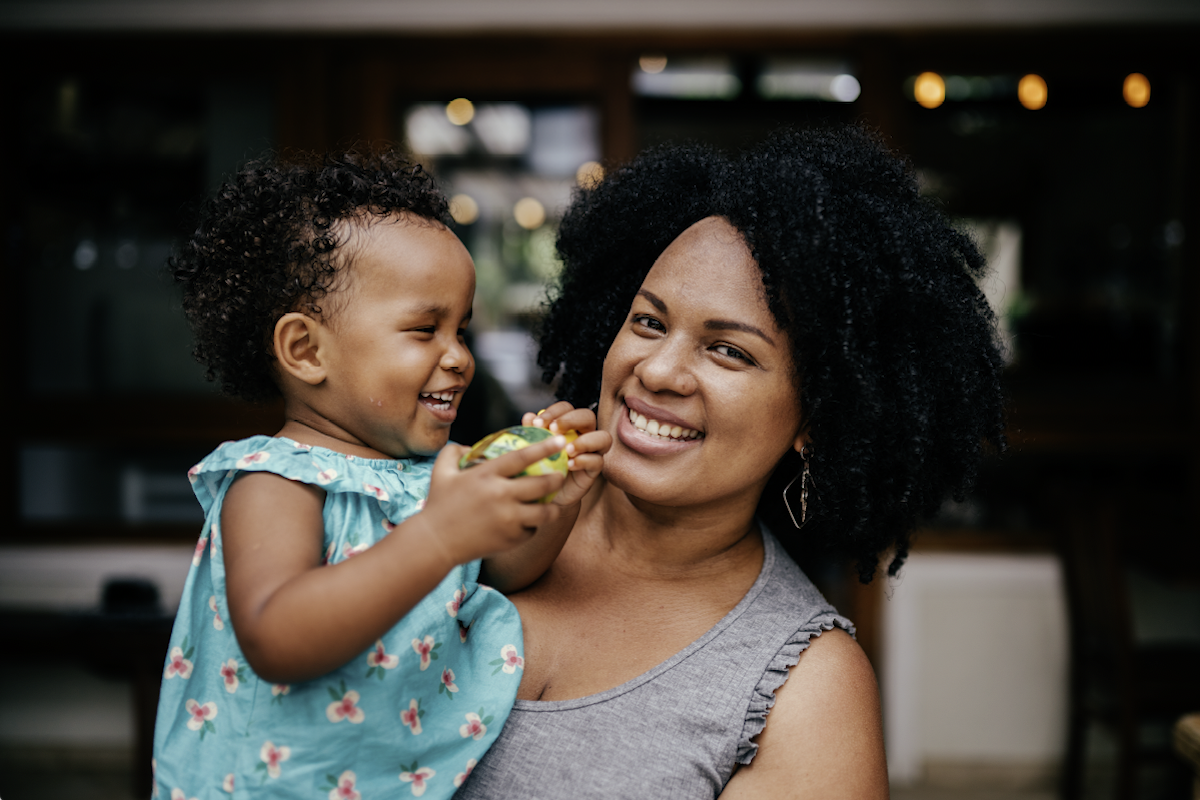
[713,344,753,364]
[632,314,665,332]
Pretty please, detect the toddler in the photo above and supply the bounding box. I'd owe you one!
[152,150,608,799]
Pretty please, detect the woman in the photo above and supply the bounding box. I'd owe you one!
[456,126,1006,798]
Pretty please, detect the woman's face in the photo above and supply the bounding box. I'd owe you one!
[598,216,807,513]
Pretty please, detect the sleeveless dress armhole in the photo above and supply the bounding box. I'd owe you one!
[736,611,856,765]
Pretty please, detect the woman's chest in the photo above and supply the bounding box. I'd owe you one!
[510,576,737,702]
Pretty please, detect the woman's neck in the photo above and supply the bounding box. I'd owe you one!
[573,475,764,581]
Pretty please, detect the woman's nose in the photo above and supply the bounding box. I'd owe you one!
[634,338,697,395]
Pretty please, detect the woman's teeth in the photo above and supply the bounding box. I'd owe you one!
[628,407,702,440]
[420,391,454,410]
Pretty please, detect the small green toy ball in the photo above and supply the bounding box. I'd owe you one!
[459,425,576,503]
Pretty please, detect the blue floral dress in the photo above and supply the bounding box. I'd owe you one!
[153,436,525,800]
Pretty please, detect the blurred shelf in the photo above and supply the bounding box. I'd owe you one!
[1002,383,1190,456]
[911,527,1055,554]
[16,396,284,446]
[4,522,200,545]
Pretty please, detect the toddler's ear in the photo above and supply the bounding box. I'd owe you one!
[274,312,326,385]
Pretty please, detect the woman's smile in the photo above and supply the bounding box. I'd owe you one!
[615,398,705,455]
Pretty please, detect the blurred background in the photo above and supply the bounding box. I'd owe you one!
[1,1,1199,798]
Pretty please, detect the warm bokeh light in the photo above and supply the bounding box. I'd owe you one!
[913,72,945,109]
[639,54,668,74]
[1018,74,1048,110]
[1123,73,1150,108]
[576,160,604,188]
[449,194,480,225]
[445,98,475,126]
[513,197,546,230]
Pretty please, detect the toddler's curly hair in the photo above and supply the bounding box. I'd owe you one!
[172,150,450,402]
[539,125,1007,581]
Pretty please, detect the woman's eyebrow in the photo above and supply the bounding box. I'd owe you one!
[639,288,776,346]
[636,289,667,312]
[705,319,776,346]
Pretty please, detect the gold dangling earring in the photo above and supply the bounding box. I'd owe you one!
[783,446,811,529]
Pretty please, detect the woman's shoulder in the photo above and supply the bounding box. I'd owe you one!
[722,627,887,798]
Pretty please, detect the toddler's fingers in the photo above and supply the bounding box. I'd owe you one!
[565,430,612,458]
[485,436,567,478]
[532,401,575,428]
[431,443,470,476]
[547,407,597,436]
[567,452,604,475]
[509,471,566,504]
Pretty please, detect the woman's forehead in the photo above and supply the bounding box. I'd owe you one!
[645,217,768,314]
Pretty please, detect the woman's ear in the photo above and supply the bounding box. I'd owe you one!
[792,426,810,455]
[274,312,327,386]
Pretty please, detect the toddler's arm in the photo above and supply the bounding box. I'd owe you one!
[481,402,612,593]
[222,436,567,684]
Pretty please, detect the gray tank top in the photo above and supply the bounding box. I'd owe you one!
[455,528,854,799]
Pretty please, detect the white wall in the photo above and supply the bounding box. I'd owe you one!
[881,552,1070,784]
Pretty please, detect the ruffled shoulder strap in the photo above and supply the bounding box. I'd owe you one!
[186,435,435,520]
[736,532,856,765]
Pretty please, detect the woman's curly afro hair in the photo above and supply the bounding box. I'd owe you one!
[172,149,450,402]
[539,125,1006,582]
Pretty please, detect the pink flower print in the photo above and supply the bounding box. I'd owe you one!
[341,542,370,559]
[222,774,235,793]
[458,620,470,643]
[400,698,424,735]
[366,639,399,679]
[184,699,217,739]
[459,711,489,740]
[208,596,224,631]
[164,640,194,679]
[362,482,389,502]
[398,762,435,797]
[271,684,290,704]
[326,770,361,800]
[415,497,427,511]
[446,585,466,618]
[454,759,477,788]
[219,659,245,693]
[257,740,290,779]
[489,644,524,676]
[171,789,197,800]
[438,667,459,697]
[412,635,440,671]
[152,759,158,797]
[316,467,338,485]
[323,541,336,565]
[325,681,365,723]
[382,518,397,533]
[236,450,270,469]
[192,533,209,566]
[187,462,203,482]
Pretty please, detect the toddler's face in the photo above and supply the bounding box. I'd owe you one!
[318,216,476,458]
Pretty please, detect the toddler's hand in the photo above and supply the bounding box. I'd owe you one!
[416,435,568,568]
[522,401,612,509]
